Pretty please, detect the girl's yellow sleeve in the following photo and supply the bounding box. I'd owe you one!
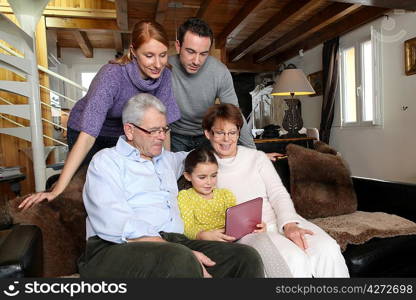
[177,190,201,240]
[222,189,237,209]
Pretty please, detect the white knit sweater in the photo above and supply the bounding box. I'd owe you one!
[216,146,301,232]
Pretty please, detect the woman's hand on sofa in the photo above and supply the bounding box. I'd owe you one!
[18,191,59,210]
[265,152,285,161]
[283,223,314,251]
[196,229,236,242]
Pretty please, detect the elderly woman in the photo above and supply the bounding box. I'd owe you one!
[201,103,349,278]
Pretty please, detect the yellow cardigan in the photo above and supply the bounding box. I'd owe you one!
[177,188,236,239]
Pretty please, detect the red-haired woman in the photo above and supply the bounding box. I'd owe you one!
[20,20,180,209]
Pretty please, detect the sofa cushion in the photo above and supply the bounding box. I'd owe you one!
[286,144,357,219]
[310,211,416,251]
[313,140,338,155]
[6,167,87,277]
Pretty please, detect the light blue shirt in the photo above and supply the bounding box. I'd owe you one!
[83,136,187,244]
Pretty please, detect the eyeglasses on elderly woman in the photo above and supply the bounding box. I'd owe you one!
[211,129,240,139]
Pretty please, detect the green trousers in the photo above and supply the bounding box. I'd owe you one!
[78,232,264,278]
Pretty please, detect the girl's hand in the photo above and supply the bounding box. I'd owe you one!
[196,229,236,242]
[253,222,267,233]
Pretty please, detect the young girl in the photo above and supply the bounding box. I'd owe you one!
[178,146,293,277]
[178,146,265,242]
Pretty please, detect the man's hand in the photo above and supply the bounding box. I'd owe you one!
[196,229,236,242]
[266,152,285,162]
[283,223,314,251]
[253,222,267,233]
[192,250,216,278]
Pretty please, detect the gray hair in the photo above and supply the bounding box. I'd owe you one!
[122,93,166,125]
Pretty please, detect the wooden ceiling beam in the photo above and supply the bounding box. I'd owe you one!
[328,0,416,10]
[254,3,362,63]
[155,0,169,24]
[229,0,323,62]
[113,31,123,53]
[274,6,390,65]
[115,0,128,31]
[0,4,116,19]
[215,0,268,49]
[45,17,119,32]
[73,31,93,58]
[226,56,277,73]
[196,0,216,19]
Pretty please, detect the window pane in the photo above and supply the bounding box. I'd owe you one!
[343,47,357,123]
[362,40,373,121]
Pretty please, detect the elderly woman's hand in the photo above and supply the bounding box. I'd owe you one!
[266,152,286,161]
[253,222,267,233]
[283,223,314,251]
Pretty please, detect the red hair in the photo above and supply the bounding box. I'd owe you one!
[111,20,169,65]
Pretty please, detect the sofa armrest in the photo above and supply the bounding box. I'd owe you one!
[352,176,416,222]
[0,224,43,278]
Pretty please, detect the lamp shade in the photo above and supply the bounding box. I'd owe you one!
[271,69,315,96]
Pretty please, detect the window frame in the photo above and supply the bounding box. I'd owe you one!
[339,26,383,128]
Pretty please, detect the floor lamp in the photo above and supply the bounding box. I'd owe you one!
[271,69,315,138]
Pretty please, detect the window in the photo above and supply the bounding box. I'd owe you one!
[339,27,382,127]
[81,72,96,96]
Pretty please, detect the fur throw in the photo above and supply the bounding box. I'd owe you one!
[310,211,416,251]
[6,167,87,277]
[313,140,338,155]
[287,144,357,219]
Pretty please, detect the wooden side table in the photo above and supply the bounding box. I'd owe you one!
[254,137,315,153]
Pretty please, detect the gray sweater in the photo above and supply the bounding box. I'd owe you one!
[168,55,255,149]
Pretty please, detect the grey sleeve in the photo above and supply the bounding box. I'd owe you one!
[238,116,256,149]
[218,69,256,149]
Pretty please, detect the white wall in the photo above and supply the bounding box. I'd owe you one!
[285,11,416,183]
[57,48,116,108]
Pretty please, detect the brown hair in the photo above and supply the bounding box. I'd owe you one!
[184,146,217,174]
[202,103,243,131]
[111,20,169,65]
[177,18,213,47]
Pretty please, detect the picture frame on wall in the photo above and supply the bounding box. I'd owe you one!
[405,37,416,76]
[307,71,323,97]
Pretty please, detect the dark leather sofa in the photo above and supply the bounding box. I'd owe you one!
[0,224,43,278]
[1,159,416,278]
[275,158,416,277]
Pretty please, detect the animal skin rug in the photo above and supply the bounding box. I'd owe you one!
[5,167,87,277]
[310,210,416,251]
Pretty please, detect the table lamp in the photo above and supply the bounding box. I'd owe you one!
[271,69,315,138]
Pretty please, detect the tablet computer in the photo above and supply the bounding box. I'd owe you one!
[225,197,263,240]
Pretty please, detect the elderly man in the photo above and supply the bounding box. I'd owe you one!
[169,18,255,152]
[78,93,264,278]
